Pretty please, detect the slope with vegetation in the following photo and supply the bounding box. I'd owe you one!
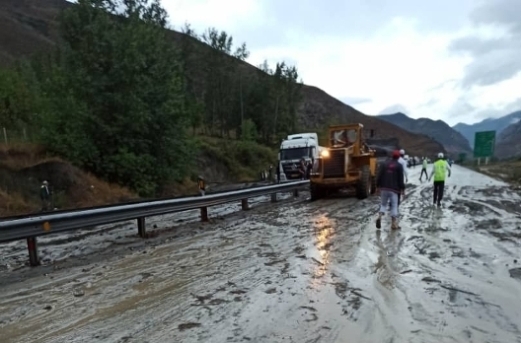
[377,112,472,155]
[495,119,521,160]
[0,144,137,216]
[0,0,445,215]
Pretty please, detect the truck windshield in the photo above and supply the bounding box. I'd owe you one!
[280,147,311,160]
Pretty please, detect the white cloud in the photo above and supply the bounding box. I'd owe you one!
[163,0,265,32]
[161,0,521,126]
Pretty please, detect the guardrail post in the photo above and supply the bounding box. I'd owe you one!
[200,207,208,222]
[27,237,40,266]
[241,199,249,210]
[293,189,299,197]
[271,192,277,202]
[137,217,146,238]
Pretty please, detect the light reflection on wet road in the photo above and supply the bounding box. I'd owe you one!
[1,165,521,343]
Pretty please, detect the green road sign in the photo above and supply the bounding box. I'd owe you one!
[473,131,496,158]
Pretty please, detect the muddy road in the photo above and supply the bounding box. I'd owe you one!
[1,165,521,343]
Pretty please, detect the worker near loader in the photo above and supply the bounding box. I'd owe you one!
[376,150,406,230]
[398,149,408,183]
[197,176,206,196]
[419,157,428,181]
[298,158,307,180]
[428,152,451,207]
[396,149,408,206]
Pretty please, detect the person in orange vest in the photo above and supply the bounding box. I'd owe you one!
[197,176,206,196]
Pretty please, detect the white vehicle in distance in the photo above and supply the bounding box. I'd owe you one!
[277,133,326,182]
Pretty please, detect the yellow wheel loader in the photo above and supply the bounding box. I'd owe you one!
[309,124,378,200]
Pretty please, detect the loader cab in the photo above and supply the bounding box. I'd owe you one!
[309,123,377,200]
[328,124,368,156]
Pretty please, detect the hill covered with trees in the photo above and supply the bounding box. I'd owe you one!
[0,0,444,202]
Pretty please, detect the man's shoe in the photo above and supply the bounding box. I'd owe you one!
[437,202,441,208]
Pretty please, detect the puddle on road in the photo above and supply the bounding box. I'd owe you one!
[1,166,521,343]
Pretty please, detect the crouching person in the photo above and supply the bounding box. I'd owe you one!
[375,150,406,230]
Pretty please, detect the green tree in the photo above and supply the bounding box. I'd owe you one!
[38,0,193,195]
[240,118,258,142]
[0,60,43,132]
[198,27,250,137]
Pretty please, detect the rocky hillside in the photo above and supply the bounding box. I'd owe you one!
[377,112,472,155]
[453,110,521,148]
[495,120,521,160]
[0,0,444,158]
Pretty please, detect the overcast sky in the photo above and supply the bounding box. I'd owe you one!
[161,0,520,126]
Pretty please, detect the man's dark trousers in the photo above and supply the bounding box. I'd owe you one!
[433,181,445,204]
[420,168,428,181]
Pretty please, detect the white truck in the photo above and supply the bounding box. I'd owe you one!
[277,132,325,182]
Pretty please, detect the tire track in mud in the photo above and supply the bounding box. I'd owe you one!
[1,166,521,342]
[0,193,296,270]
[0,189,380,343]
[346,166,521,343]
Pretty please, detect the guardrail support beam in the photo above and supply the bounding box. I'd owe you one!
[27,237,40,267]
[241,199,249,211]
[137,217,146,238]
[200,207,208,222]
[271,193,277,202]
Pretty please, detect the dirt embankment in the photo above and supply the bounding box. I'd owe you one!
[0,144,137,217]
[0,138,277,217]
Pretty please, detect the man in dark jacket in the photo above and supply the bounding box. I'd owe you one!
[376,150,405,230]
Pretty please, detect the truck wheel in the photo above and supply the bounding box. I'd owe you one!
[310,184,323,201]
[356,165,371,199]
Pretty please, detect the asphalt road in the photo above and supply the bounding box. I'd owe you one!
[1,165,520,343]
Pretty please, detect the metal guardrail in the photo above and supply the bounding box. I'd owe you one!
[0,180,309,267]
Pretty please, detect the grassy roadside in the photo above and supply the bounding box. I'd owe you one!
[463,160,521,188]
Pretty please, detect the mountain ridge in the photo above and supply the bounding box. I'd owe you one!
[452,110,521,148]
[377,112,472,155]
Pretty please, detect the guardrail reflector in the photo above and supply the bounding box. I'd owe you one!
[43,221,51,232]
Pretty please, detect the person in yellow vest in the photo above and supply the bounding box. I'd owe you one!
[428,152,451,207]
[197,176,206,196]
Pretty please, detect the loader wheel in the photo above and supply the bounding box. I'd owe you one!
[356,165,371,199]
[310,184,324,201]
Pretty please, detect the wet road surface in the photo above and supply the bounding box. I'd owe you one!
[1,165,521,343]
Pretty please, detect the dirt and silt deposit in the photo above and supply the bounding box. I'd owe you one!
[0,165,520,343]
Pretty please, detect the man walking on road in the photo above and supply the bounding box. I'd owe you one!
[419,157,428,181]
[429,152,451,207]
[376,150,406,230]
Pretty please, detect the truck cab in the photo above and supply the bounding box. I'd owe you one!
[277,133,324,182]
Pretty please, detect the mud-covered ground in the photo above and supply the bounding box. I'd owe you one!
[1,165,521,343]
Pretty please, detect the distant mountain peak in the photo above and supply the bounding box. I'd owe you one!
[452,109,521,149]
[376,112,471,154]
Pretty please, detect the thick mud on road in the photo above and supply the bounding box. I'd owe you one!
[1,165,521,343]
